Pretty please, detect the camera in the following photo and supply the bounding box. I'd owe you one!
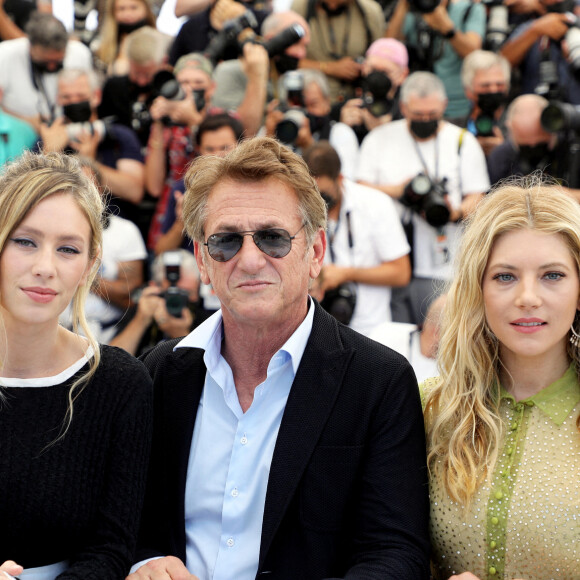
[204,10,306,65]
[361,71,393,117]
[163,251,189,318]
[275,71,308,145]
[320,283,357,325]
[408,0,439,13]
[483,0,510,52]
[541,100,580,132]
[400,173,450,227]
[66,118,113,143]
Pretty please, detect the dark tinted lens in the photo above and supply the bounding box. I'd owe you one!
[254,229,292,258]
[207,232,243,262]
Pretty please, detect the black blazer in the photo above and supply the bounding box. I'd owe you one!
[137,303,430,579]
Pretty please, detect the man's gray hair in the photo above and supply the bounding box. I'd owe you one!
[461,49,511,90]
[58,68,102,92]
[26,12,68,51]
[278,69,330,102]
[400,71,447,104]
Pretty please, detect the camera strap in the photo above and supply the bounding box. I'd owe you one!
[327,209,353,264]
[30,63,57,124]
[411,132,439,181]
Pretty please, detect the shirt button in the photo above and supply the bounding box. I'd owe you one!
[227,537,235,547]
[525,400,534,407]
[515,403,523,412]
[489,566,497,575]
[495,491,503,500]
[231,488,239,497]
[490,540,497,549]
[506,447,513,455]
[491,517,499,525]
[510,422,518,430]
[240,436,248,445]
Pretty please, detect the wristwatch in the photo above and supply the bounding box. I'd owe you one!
[443,27,456,39]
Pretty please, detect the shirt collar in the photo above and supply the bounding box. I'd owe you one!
[174,297,315,376]
[500,363,580,426]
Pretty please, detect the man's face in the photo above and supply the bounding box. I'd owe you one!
[30,45,65,73]
[315,175,342,215]
[198,127,237,157]
[402,93,446,122]
[466,65,508,102]
[304,83,331,117]
[511,117,553,147]
[194,177,325,331]
[58,75,95,107]
[176,67,212,94]
[129,60,160,88]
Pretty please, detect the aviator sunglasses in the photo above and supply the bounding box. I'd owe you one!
[204,224,305,262]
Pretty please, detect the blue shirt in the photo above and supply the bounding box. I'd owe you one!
[174,300,315,580]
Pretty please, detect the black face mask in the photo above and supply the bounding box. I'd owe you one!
[117,18,149,35]
[410,119,438,139]
[519,143,551,171]
[320,1,348,16]
[308,113,331,135]
[477,91,507,115]
[31,59,63,75]
[63,100,92,123]
[547,0,575,13]
[274,54,300,75]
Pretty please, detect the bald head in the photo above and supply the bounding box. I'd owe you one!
[506,94,552,146]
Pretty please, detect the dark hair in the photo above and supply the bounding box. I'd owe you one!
[302,140,342,180]
[26,12,68,50]
[196,113,245,146]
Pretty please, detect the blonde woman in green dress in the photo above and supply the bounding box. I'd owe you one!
[423,180,580,580]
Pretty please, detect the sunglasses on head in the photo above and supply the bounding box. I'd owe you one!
[204,225,305,262]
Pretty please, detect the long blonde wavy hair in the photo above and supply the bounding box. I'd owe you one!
[424,178,580,506]
[0,151,104,441]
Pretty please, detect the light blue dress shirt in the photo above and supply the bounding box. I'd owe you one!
[174,300,315,580]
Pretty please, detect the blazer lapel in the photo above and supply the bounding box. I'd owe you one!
[259,305,354,566]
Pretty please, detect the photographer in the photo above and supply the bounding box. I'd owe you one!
[487,94,576,191]
[338,38,410,144]
[98,26,172,148]
[291,0,386,103]
[305,141,411,338]
[145,52,216,249]
[460,49,511,157]
[386,0,485,121]
[39,67,146,221]
[501,0,580,102]
[110,250,200,357]
[358,72,489,324]
[211,10,311,135]
[264,69,360,178]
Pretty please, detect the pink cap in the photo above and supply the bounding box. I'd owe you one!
[365,38,409,68]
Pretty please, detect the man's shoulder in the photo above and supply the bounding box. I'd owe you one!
[366,118,407,141]
[0,36,28,58]
[64,39,92,63]
[343,179,398,211]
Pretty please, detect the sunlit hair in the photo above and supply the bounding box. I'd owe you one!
[460,49,511,91]
[424,177,580,507]
[96,0,156,68]
[0,151,104,440]
[400,71,446,104]
[182,136,327,246]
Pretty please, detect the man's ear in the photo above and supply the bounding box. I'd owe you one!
[309,228,327,280]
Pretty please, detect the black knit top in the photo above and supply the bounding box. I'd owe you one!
[0,345,153,579]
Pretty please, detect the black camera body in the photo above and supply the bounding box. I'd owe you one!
[408,0,440,13]
[361,71,394,117]
[400,173,450,227]
[275,71,308,145]
[320,283,357,325]
[163,252,189,318]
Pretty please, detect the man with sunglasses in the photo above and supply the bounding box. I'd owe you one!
[129,136,430,580]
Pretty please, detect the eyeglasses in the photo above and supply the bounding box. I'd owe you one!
[204,225,305,262]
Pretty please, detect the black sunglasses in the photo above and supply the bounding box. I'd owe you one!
[204,225,305,262]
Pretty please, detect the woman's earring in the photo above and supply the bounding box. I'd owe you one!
[570,323,580,347]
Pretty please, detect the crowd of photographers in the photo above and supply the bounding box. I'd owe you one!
[2,0,580,354]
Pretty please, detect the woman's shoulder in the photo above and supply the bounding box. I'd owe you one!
[419,376,441,409]
[97,345,153,387]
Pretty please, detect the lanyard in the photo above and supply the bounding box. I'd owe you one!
[316,7,351,60]
[327,210,353,264]
[411,132,439,181]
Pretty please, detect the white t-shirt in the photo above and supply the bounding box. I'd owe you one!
[325,179,410,337]
[357,119,490,280]
[0,38,92,120]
